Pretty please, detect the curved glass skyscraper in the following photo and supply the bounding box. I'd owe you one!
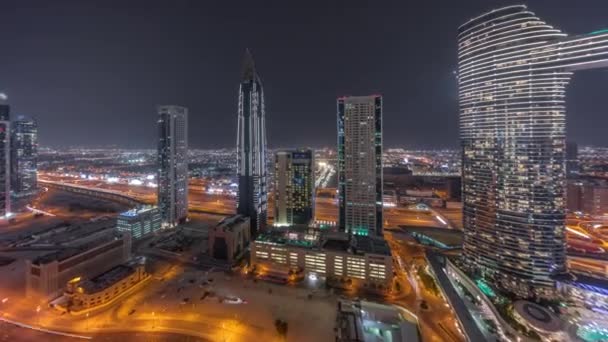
[236,49,267,236]
[459,5,608,296]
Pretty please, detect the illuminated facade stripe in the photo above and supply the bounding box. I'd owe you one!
[458,5,608,296]
[236,49,268,236]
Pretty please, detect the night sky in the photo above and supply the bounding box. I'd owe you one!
[1,0,607,149]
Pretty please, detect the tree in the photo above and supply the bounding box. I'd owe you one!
[275,319,288,338]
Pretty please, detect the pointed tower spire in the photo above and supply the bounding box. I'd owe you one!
[241,48,256,81]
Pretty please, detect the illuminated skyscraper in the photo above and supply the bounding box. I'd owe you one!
[157,105,188,227]
[565,141,579,179]
[337,95,383,237]
[0,94,9,218]
[236,49,267,236]
[11,116,38,197]
[274,149,315,226]
[459,5,608,296]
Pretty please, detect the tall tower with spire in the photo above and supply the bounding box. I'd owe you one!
[236,49,267,236]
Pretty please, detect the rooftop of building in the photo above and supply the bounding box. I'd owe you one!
[337,94,382,102]
[255,229,318,248]
[78,264,136,294]
[255,229,391,256]
[351,235,392,256]
[30,218,116,246]
[337,299,419,342]
[275,149,313,158]
[217,214,250,232]
[321,234,350,252]
[32,233,123,266]
[400,226,463,249]
[119,205,159,219]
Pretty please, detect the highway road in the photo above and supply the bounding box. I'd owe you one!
[384,231,465,342]
[38,175,236,215]
[36,176,459,231]
[314,195,449,229]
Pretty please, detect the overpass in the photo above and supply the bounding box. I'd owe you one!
[39,179,146,207]
[425,252,488,342]
[39,180,233,216]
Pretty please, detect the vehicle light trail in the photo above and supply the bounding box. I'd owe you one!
[566,226,591,239]
[0,317,92,340]
[436,215,447,225]
[26,206,56,217]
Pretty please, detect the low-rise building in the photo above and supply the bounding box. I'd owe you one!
[555,272,608,325]
[568,180,608,216]
[116,205,162,240]
[382,189,398,208]
[336,299,419,342]
[251,229,393,291]
[26,233,132,300]
[62,257,149,313]
[399,189,444,208]
[208,214,251,263]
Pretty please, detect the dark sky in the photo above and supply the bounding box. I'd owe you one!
[1,0,607,149]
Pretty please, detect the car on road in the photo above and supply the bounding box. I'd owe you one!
[221,296,247,305]
[128,309,136,315]
[181,298,190,305]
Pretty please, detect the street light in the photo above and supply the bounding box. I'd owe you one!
[36,305,41,326]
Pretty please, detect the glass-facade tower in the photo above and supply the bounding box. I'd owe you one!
[0,94,10,217]
[459,5,608,296]
[236,49,267,236]
[157,105,188,227]
[11,116,38,196]
[337,95,383,237]
[274,149,315,226]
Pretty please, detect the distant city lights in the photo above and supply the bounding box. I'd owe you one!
[129,179,143,186]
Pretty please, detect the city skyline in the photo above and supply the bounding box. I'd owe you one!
[1,1,607,150]
[1,3,608,342]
